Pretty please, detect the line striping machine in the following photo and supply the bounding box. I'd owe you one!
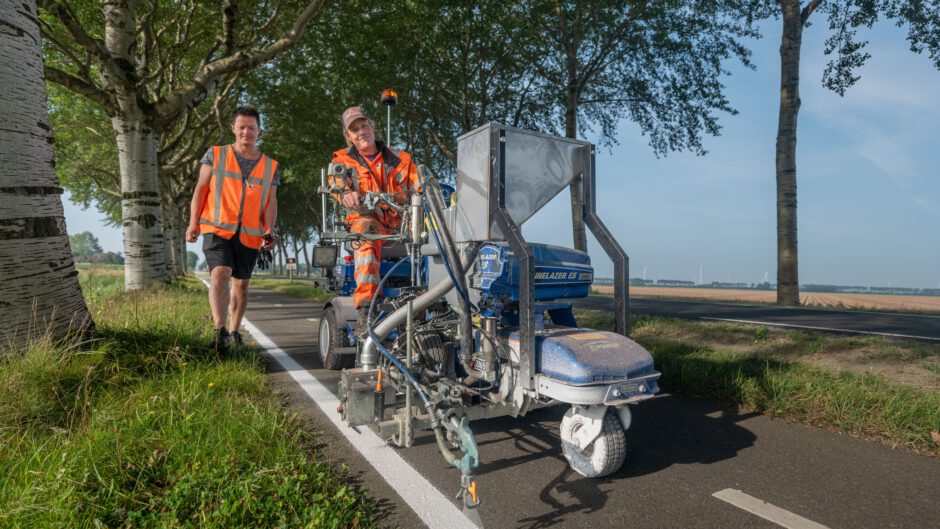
[314,123,660,514]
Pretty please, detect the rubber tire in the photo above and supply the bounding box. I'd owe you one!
[319,307,353,370]
[560,407,627,478]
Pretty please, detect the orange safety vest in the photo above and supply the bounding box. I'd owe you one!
[330,142,421,228]
[198,144,277,249]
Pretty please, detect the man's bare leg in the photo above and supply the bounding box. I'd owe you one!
[229,277,250,332]
[209,266,233,329]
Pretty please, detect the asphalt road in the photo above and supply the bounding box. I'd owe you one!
[244,287,940,529]
[574,295,940,341]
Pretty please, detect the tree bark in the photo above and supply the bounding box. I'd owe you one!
[113,111,169,287]
[302,237,311,277]
[565,84,587,251]
[775,0,804,306]
[102,0,169,288]
[162,196,185,276]
[0,0,94,351]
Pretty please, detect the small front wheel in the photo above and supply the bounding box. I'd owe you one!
[319,307,353,370]
[559,407,626,478]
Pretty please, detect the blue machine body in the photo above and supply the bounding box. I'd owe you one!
[470,243,593,301]
[506,328,659,390]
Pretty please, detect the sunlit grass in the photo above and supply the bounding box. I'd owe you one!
[0,271,377,527]
[250,277,333,302]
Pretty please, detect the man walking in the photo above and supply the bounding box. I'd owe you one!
[186,106,279,351]
[330,106,420,335]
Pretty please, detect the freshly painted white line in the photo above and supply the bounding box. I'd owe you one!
[197,277,476,529]
[240,318,478,529]
[699,316,940,342]
[713,489,829,529]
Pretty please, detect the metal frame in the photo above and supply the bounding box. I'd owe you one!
[485,125,632,392]
[582,147,630,336]
[490,128,537,390]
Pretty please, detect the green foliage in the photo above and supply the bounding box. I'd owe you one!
[68,231,125,264]
[187,250,199,269]
[0,270,377,527]
[49,85,122,224]
[68,231,103,257]
[819,0,940,95]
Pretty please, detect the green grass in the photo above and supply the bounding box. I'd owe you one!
[250,278,333,302]
[576,310,940,455]
[0,273,376,528]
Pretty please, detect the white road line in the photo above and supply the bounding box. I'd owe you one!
[713,489,829,529]
[197,277,477,529]
[241,318,478,529]
[306,317,320,322]
[700,316,940,342]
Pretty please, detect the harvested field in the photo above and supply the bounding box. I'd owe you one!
[591,285,940,313]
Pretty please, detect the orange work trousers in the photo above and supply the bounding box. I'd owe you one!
[349,216,396,309]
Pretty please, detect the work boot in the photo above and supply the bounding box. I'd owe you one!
[356,308,370,340]
[210,326,230,352]
[230,330,244,347]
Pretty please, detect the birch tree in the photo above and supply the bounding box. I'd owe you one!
[773,0,939,305]
[0,0,93,351]
[38,0,326,289]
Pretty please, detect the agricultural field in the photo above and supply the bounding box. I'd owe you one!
[592,285,940,313]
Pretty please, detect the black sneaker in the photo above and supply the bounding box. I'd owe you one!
[356,308,370,340]
[230,330,244,347]
[210,326,230,352]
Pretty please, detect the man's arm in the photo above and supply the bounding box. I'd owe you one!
[185,164,213,243]
[262,186,277,250]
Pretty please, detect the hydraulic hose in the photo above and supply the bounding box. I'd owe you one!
[423,180,476,371]
[360,243,479,369]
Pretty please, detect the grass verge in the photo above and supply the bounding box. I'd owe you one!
[0,272,376,528]
[576,310,940,456]
[251,278,333,302]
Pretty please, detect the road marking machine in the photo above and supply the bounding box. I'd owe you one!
[314,123,660,517]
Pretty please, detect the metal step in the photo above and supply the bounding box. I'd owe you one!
[335,347,357,356]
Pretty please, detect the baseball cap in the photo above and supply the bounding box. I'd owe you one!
[341,107,370,130]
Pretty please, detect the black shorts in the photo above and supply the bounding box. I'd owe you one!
[203,233,259,279]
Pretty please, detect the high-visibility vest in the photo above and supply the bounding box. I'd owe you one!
[330,142,420,228]
[198,144,277,249]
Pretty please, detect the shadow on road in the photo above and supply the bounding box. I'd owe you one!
[507,396,758,529]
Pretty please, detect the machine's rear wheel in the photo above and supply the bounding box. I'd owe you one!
[319,307,352,370]
[560,407,626,478]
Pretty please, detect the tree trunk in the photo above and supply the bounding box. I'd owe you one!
[276,242,286,275]
[565,82,588,252]
[162,196,185,277]
[775,0,803,306]
[113,112,169,288]
[0,0,94,351]
[177,205,187,274]
[302,237,311,277]
[102,0,169,289]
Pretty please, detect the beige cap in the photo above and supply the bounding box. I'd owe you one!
[341,106,370,130]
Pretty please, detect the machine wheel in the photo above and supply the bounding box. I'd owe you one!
[560,407,626,478]
[319,307,352,370]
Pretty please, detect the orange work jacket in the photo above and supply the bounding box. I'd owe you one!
[198,144,277,249]
[330,141,421,228]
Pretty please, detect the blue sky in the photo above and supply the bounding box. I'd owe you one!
[63,20,940,289]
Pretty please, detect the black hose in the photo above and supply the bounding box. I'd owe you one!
[424,180,476,371]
